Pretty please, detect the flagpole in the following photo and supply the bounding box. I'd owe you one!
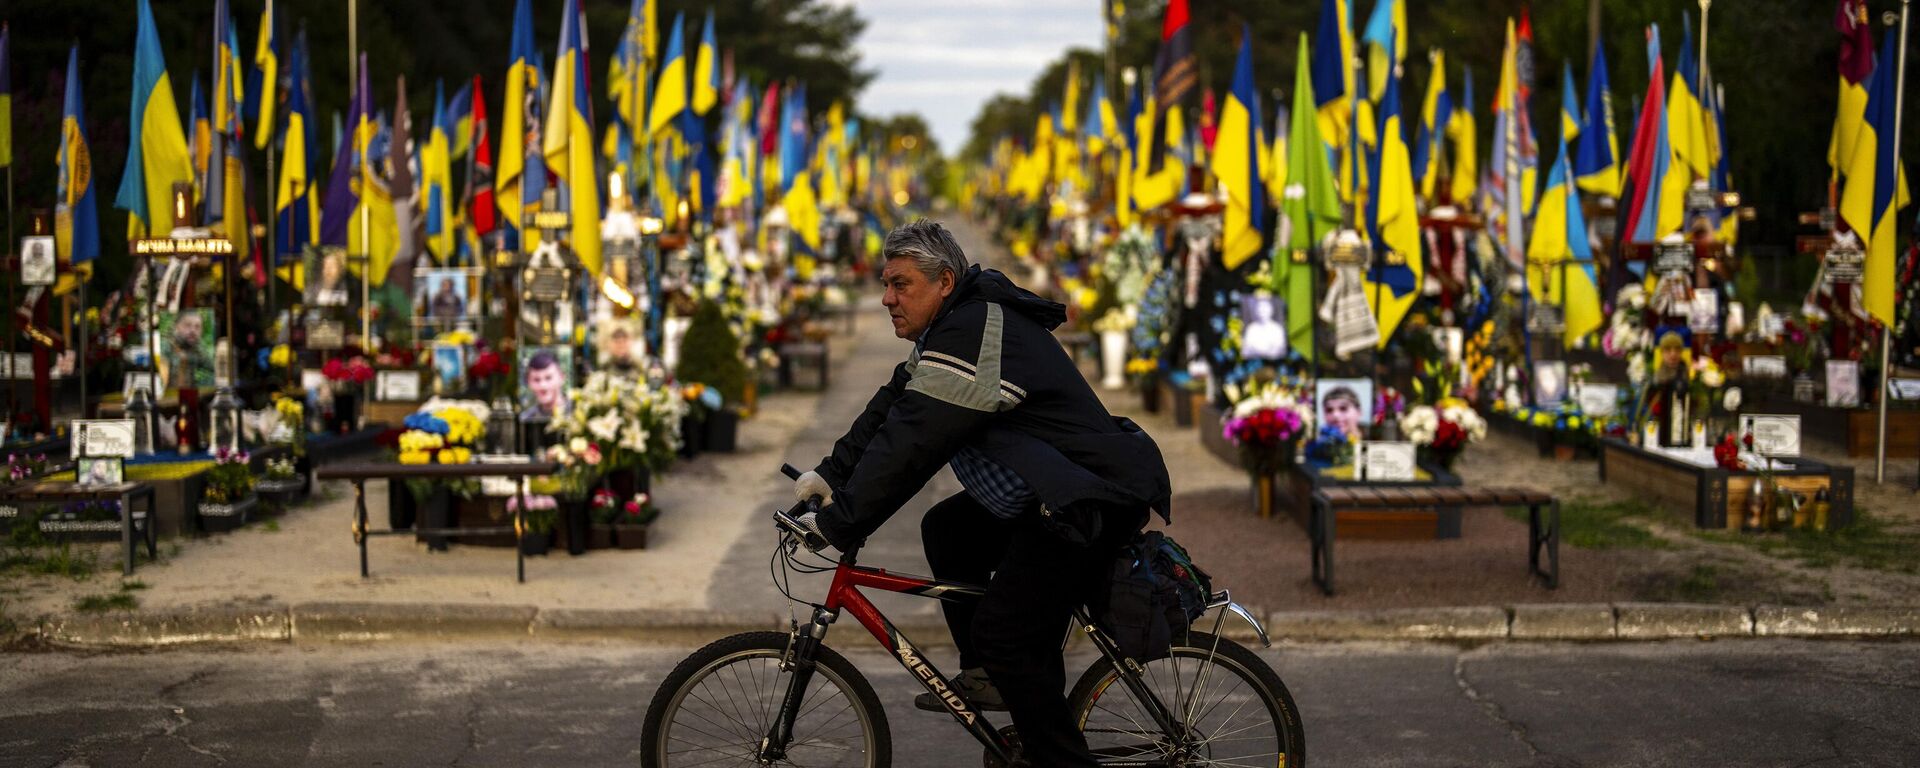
[1877,1,1909,484]
[1698,0,1710,103]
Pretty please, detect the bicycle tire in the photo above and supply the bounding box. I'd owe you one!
[1067,631,1306,768]
[641,631,892,768]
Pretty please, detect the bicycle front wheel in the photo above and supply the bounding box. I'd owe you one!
[641,631,891,768]
[1068,631,1305,767]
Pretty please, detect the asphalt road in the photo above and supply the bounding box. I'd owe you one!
[2,637,1916,767]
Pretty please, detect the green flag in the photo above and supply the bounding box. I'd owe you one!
[1279,32,1341,361]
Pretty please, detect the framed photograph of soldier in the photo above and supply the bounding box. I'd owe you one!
[1237,293,1287,360]
[414,267,476,325]
[376,370,422,402]
[1533,361,1570,407]
[76,457,125,488]
[305,247,352,307]
[517,346,573,421]
[1825,360,1860,409]
[157,308,216,390]
[1314,379,1374,441]
[432,343,466,394]
[20,236,56,286]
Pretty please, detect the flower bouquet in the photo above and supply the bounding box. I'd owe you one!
[397,406,486,504]
[551,372,687,475]
[1402,400,1487,472]
[1221,380,1314,475]
[592,487,656,549]
[321,356,375,433]
[467,349,510,399]
[256,455,305,502]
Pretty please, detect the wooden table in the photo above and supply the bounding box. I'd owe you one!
[315,461,558,583]
[0,482,158,575]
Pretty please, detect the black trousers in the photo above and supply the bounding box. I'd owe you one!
[922,492,1142,768]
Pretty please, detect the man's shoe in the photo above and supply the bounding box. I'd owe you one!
[913,667,1007,712]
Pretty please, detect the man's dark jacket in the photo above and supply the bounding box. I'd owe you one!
[813,265,1172,547]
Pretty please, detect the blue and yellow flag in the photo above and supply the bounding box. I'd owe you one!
[1529,95,1602,346]
[1311,0,1355,149]
[543,0,603,277]
[692,10,719,116]
[274,28,318,261]
[496,0,542,247]
[1558,61,1581,144]
[114,0,195,238]
[423,81,456,262]
[649,13,687,136]
[57,45,100,268]
[447,82,473,160]
[212,0,251,269]
[1364,39,1423,349]
[191,76,211,194]
[248,0,276,149]
[0,24,11,170]
[1574,42,1619,196]
[1668,13,1711,180]
[1413,49,1451,201]
[1212,27,1266,271]
[1360,0,1405,102]
[1841,29,1912,326]
[1448,67,1477,206]
[608,0,650,196]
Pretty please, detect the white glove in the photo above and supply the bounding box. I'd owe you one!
[793,511,832,552]
[794,470,836,508]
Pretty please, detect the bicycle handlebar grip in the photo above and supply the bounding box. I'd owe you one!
[780,463,802,480]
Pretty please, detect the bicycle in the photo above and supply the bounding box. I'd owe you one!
[640,465,1306,767]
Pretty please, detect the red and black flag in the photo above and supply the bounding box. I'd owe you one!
[1147,0,1195,173]
[467,74,497,238]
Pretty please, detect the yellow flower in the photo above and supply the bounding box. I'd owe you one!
[269,344,293,367]
[1568,416,1584,429]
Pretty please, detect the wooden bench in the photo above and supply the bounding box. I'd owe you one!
[1309,486,1559,595]
[0,482,158,576]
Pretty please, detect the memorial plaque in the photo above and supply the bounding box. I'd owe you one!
[307,320,346,350]
[1357,441,1417,482]
[525,266,570,302]
[1739,414,1801,458]
[71,420,138,459]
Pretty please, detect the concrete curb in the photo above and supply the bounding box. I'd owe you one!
[37,605,290,647]
[14,602,1920,649]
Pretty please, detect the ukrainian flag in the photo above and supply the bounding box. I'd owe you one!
[114,0,195,238]
[496,0,541,247]
[1840,29,1912,327]
[1448,68,1477,206]
[693,10,719,116]
[1212,27,1266,272]
[649,13,687,136]
[543,0,603,277]
[57,45,100,269]
[422,81,456,262]
[1574,42,1619,196]
[1360,0,1404,104]
[249,0,276,149]
[1529,99,1603,346]
[1668,12,1711,180]
[1363,39,1423,349]
[1413,50,1451,201]
[274,29,317,263]
[1310,0,1355,150]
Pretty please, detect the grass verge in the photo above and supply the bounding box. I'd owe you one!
[1693,509,1920,574]
[1508,498,1671,550]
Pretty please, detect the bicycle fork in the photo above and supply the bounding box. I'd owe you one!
[759,607,837,762]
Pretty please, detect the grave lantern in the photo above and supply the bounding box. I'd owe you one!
[208,385,244,455]
[489,397,520,456]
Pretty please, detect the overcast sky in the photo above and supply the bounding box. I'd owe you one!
[831,0,1105,155]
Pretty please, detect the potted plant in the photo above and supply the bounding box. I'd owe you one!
[585,487,620,549]
[198,447,257,533]
[675,299,752,453]
[256,456,304,507]
[606,489,658,550]
[507,493,558,555]
[397,405,486,549]
[321,356,375,433]
[267,393,310,493]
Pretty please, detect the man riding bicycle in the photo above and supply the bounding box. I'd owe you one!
[793,220,1171,767]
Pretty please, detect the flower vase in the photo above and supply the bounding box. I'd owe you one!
[705,408,740,453]
[1250,472,1281,519]
[1098,330,1128,390]
[329,393,360,434]
[519,528,553,556]
[607,467,650,501]
[562,497,591,556]
[679,413,708,458]
[1139,380,1162,414]
[418,484,452,551]
[1422,447,1461,474]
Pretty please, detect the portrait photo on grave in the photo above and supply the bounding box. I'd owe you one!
[416,268,471,323]
[1315,378,1375,441]
[433,343,466,393]
[305,247,352,307]
[1239,293,1288,360]
[518,346,574,421]
[158,308,216,390]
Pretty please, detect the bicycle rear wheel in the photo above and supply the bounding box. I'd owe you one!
[641,631,891,767]
[1068,631,1305,767]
